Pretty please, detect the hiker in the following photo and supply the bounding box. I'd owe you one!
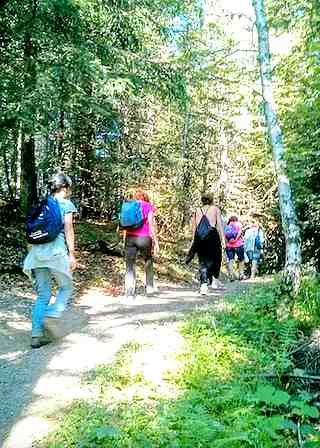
[189,192,225,295]
[23,173,78,348]
[121,190,159,303]
[244,217,264,279]
[225,215,245,280]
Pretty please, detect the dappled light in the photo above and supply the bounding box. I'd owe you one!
[0,0,320,446]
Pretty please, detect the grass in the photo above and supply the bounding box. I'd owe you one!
[37,278,320,448]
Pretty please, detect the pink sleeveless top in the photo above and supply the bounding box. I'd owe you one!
[126,200,156,237]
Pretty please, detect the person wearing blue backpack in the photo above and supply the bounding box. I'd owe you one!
[243,217,264,279]
[23,173,78,348]
[120,189,159,304]
[225,215,246,281]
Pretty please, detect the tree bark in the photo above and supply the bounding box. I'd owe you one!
[216,126,229,212]
[2,144,14,201]
[180,110,191,227]
[75,112,96,218]
[21,135,37,209]
[58,110,65,158]
[252,0,302,291]
[20,3,38,212]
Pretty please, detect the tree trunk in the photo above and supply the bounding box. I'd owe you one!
[21,134,37,209]
[252,0,302,291]
[75,112,96,218]
[20,4,37,212]
[180,110,191,227]
[216,127,229,212]
[58,110,65,158]
[2,144,14,201]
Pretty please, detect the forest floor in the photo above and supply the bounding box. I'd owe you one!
[0,234,266,448]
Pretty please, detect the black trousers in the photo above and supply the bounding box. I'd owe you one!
[125,235,154,297]
[197,228,222,285]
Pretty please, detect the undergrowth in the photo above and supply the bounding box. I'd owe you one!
[38,278,320,448]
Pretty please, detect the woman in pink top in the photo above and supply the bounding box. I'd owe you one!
[225,216,245,280]
[124,190,159,302]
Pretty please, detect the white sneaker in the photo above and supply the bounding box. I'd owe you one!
[200,284,208,295]
[210,279,225,289]
[210,279,218,289]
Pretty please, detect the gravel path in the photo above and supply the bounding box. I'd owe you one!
[0,277,254,448]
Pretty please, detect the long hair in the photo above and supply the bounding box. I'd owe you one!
[134,189,150,202]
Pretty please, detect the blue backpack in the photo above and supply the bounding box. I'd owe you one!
[26,196,63,244]
[119,200,144,229]
[255,231,262,250]
[224,224,238,241]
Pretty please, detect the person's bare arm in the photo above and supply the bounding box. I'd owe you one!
[148,212,159,256]
[191,211,197,239]
[64,212,77,270]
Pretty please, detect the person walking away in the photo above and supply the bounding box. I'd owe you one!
[23,173,78,348]
[225,215,245,280]
[244,218,264,278]
[190,192,225,295]
[123,190,159,303]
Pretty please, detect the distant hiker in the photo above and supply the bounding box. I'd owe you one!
[188,192,225,295]
[24,173,78,349]
[244,217,264,279]
[225,215,245,280]
[121,190,159,303]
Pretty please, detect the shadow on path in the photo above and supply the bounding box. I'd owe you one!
[0,277,267,447]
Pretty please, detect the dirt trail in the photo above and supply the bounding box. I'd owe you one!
[0,279,255,448]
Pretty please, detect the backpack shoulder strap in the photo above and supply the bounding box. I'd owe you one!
[200,206,210,217]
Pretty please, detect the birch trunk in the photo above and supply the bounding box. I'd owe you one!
[252,0,302,291]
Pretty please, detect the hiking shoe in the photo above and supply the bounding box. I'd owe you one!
[31,336,51,349]
[239,274,246,281]
[200,284,208,295]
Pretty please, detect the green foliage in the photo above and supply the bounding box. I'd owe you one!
[252,384,291,407]
[0,0,197,213]
[40,283,320,448]
[86,341,145,391]
[0,0,284,267]
[76,221,119,246]
[292,274,320,331]
[268,0,320,270]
